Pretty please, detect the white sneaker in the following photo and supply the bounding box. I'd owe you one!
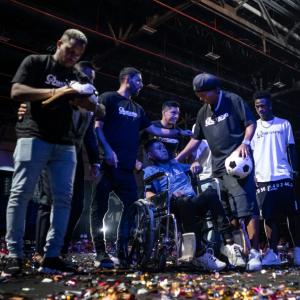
[246,249,262,271]
[192,249,226,271]
[262,249,281,266]
[221,243,246,268]
[293,247,300,266]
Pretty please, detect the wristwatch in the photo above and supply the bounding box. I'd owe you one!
[242,139,251,146]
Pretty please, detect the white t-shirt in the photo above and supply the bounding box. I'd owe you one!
[251,116,295,182]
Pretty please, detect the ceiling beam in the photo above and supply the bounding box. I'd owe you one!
[191,0,300,59]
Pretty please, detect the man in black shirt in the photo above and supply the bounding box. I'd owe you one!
[91,67,192,268]
[140,100,184,169]
[177,73,261,271]
[32,61,101,266]
[150,101,183,159]
[2,29,96,277]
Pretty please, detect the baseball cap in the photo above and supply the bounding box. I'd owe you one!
[193,73,220,92]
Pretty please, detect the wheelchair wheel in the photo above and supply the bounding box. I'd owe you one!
[155,246,167,271]
[128,199,155,268]
[153,213,180,271]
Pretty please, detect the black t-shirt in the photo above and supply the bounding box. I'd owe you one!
[147,120,182,159]
[13,54,77,144]
[100,91,151,170]
[193,90,256,176]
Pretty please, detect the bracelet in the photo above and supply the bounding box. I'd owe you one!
[242,139,251,146]
[92,163,101,168]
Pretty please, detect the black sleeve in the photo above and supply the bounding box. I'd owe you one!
[234,96,256,127]
[12,55,39,86]
[83,116,100,165]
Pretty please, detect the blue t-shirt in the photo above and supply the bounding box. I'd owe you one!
[143,161,196,198]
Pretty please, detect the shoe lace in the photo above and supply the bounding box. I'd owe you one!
[233,245,242,258]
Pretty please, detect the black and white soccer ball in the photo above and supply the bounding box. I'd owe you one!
[225,151,253,179]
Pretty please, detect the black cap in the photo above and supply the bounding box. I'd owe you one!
[193,73,220,92]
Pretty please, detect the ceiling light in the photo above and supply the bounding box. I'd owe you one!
[205,51,221,60]
[273,81,286,88]
[141,25,157,35]
[147,83,160,89]
[0,36,10,42]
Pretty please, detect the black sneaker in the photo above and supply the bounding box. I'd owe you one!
[94,252,114,269]
[1,258,23,277]
[38,257,76,274]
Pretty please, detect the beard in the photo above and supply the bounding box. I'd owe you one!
[129,84,140,97]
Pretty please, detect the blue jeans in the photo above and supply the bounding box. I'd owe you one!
[6,137,76,258]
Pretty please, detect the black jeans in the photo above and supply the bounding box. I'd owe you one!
[172,187,232,255]
[90,164,138,254]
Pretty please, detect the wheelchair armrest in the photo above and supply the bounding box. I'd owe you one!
[147,191,168,209]
[144,171,166,185]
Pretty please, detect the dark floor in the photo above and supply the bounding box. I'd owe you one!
[1,253,300,300]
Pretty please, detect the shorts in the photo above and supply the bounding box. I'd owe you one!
[256,179,299,220]
[218,172,259,219]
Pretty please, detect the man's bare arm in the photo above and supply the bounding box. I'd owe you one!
[176,138,202,162]
[11,83,68,102]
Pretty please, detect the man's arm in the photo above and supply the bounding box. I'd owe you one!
[145,124,192,138]
[176,138,202,162]
[145,191,156,198]
[84,116,101,179]
[94,120,118,167]
[11,83,68,102]
[287,144,298,178]
[236,122,256,158]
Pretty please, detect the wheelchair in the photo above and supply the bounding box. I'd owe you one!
[127,169,251,270]
[127,171,224,270]
[127,171,181,270]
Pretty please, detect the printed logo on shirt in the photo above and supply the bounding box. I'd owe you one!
[155,136,178,144]
[256,129,283,139]
[45,74,68,87]
[205,113,229,127]
[118,107,138,118]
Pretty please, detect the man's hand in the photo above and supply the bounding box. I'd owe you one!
[18,103,27,120]
[104,148,119,168]
[135,159,143,172]
[173,190,185,198]
[90,164,100,180]
[190,161,203,174]
[236,143,250,158]
[69,81,96,96]
[179,129,193,137]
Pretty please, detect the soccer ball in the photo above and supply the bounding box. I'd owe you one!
[225,151,253,179]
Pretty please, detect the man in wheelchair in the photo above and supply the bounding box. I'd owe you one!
[143,139,247,271]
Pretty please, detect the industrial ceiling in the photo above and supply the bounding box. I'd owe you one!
[1,0,299,150]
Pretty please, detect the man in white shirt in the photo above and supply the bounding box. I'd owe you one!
[251,90,300,266]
